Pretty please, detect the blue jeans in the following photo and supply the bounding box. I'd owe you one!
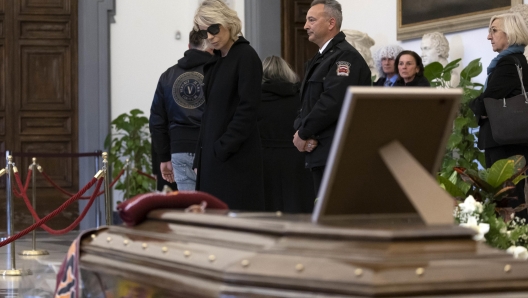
[171,152,196,191]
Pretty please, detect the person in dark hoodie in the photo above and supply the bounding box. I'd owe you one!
[258,56,315,213]
[149,30,213,190]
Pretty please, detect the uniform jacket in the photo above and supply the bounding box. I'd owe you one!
[469,53,528,149]
[394,75,430,87]
[194,36,265,211]
[296,31,371,168]
[149,49,212,162]
[258,80,314,212]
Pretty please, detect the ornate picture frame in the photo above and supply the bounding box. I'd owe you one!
[397,0,523,40]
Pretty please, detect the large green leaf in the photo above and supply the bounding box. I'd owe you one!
[424,62,444,81]
[447,133,463,149]
[454,117,468,131]
[460,58,482,80]
[508,155,526,172]
[513,174,528,185]
[455,167,495,193]
[487,159,514,188]
[438,175,466,198]
[443,58,461,73]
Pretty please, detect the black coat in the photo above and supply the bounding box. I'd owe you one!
[394,75,430,87]
[194,37,265,211]
[258,80,315,213]
[374,77,387,86]
[296,31,372,168]
[470,53,528,150]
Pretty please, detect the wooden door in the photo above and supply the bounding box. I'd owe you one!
[0,0,78,230]
[282,0,319,80]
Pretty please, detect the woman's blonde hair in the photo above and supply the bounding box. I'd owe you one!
[262,56,299,84]
[490,12,528,46]
[193,0,242,41]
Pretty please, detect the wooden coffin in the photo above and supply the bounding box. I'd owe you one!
[79,211,528,297]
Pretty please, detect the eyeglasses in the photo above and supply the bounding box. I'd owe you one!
[198,24,221,39]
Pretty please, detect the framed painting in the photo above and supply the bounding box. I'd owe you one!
[397,0,523,40]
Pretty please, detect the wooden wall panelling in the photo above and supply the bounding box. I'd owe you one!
[19,16,71,39]
[20,0,70,15]
[19,43,71,110]
[282,0,318,79]
[0,0,78,230]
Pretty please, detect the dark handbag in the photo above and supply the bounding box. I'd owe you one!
[483,56,528,145]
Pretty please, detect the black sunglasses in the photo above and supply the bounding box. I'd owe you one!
[198,24,221,39]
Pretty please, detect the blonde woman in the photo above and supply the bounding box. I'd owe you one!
[469,13,528,219]
[193,0,265,211]
[258,56,315,213]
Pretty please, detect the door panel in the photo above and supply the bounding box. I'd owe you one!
[282,0,318,79]
[20,0,70,15]
[19,18,71,39]
[20,45,71,110]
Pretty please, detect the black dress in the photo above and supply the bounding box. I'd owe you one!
[258,80,315,213]
[194,37,265,211]
[469,53,528,219]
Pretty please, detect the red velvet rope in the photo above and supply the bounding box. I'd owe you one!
[12,170,32,198]
[39,169,124,199]
[135,169,156,181]
[0,177,102,247]
[10,172,101,235]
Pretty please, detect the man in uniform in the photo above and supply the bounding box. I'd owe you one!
[293,0,371,195]
[150,30,212,190]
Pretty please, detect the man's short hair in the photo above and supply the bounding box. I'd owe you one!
[311,0,343,30]
[422,32,449,59]
[189,30,204,49]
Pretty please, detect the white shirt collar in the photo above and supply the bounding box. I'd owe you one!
[319,38,333,54]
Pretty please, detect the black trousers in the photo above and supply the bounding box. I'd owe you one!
[485,144,528,219]
[311,166,326,198]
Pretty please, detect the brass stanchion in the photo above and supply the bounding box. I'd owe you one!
[102,152,112,225]
[95,151,101,227]
[125,158,130,200]
[2,154,31,276]
[20,158,48,256]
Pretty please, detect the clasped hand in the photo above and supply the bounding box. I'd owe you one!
[293,131,318,152]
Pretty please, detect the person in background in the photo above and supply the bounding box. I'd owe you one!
[149,30,212,191]
[394,50,430,87]
[193,0,265,211]
[293,0,371,196]
[258,56,315,213]
[373,45,403,86]
[469,13,528,219]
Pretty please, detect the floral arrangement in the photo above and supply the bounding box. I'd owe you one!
[441,155,528,259]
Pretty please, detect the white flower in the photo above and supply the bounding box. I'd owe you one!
[506,246,528,260]
[460,215,490,241]
[458,195,483,214]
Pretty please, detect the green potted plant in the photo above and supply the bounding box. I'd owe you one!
[424,58,485,191]
[440,155,528,250]
[104,109,155,202]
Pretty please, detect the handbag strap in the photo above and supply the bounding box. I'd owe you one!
[511,55,528,104]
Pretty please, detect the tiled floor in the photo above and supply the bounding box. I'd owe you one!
[0,231,78,298]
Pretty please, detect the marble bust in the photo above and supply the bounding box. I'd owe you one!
[343,29,378,80]
[421,32,459,87]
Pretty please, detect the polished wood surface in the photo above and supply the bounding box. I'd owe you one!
[80,212,528,297]
[0,0,78,230]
